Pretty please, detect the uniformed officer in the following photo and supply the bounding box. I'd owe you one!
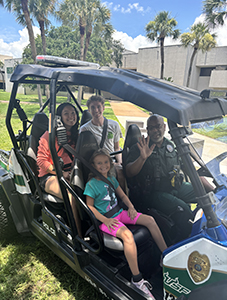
[126,114,197,240]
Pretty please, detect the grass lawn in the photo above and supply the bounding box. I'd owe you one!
[0,237,106,300]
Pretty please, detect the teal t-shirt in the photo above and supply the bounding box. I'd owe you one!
[84,176,122,217]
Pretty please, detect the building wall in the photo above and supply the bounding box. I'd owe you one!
[4,58,23,93]
[122,45,227,91]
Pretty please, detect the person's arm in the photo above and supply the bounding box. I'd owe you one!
[114,141,122,164]
[116,185,137,220]
[126,136,155,178]
[86,196,120,231]
[37,132,54,174]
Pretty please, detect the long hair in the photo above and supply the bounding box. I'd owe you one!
[56,103,80,144]
[88,148,114,181]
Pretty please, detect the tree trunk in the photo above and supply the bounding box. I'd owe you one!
[39,19,46,55]
[79,16,86,61]
[37,84,43,107]
[38,19,49,100]
[186,48,197,87]
[21,0,37,63]
[160,37,164,79]
[84,24,92,61]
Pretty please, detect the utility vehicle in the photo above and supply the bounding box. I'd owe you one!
[1,55,227,300]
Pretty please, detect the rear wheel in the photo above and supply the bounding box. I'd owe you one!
[0,185,17,241]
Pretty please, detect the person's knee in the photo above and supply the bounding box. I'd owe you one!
[140,214,156,227]
[120,228,134,245]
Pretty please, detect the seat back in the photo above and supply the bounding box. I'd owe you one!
[122,124,142,170]
[27,113,49,176]
[75,130,99,183]
[80,109,92,127]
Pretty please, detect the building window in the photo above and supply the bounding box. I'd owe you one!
[200,67,215,76]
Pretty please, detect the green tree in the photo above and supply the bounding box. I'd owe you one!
[145,11,180,79]
[29,0,56,55]
[22,25,122,67]
[4,0,44,106]
[56,0,111,61]
[5,0,37,62]
[180,22,216,87]
[203,0,227,26]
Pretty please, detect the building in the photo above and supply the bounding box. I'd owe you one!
[0,55,13,90]
[4,57,23,93]
[122,44,227,91]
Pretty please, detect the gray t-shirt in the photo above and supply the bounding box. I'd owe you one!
[79,119,122,153]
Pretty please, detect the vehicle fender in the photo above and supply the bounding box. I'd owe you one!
[0,166,29,234]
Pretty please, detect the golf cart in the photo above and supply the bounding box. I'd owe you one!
[1,55,227,300]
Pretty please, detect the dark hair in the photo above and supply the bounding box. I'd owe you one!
[56,103,80,144]
[86,95,105,109]
[88,148,114,180]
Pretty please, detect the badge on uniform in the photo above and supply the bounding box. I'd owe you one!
[167,144,174,152]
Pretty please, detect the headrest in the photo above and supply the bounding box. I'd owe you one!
[124,124,142,149]
[80,110,92,127]
[76,131,99,182]
[31,113,49,140]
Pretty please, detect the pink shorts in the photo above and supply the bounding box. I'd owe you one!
[99,210,142,237]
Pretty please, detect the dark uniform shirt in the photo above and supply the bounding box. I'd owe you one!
[126,137,180,192]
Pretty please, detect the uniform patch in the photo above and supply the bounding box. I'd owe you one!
[167,144,174,152]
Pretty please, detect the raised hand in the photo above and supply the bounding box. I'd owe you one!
[137,136,156,160]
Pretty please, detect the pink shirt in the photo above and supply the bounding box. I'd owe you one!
[37,131,75,177]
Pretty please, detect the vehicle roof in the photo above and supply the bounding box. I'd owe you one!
[11,64,227,126]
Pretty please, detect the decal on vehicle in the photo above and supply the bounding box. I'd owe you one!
[164,290,177,300]
[187,251,211,284]
[163,272,191,295]
[8,149,31,194]
[43,221,56,237]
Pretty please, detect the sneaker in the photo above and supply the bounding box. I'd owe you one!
[131,278,156,299]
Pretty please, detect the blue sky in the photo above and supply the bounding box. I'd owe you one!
[0,0,226,57]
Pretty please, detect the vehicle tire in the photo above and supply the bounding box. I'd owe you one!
[0,185,17,241]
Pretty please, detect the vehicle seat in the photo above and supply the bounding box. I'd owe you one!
[122,124,142,172]
[26,112,64,205]
[27,112,49,177]
[80,109,92,127]
[72,130,151,252]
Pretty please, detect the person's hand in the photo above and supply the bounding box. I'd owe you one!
[137,136,156,160]
[128,206,137,220]
[103,218,120,232]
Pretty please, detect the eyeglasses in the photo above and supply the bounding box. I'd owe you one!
[147,124,164,131]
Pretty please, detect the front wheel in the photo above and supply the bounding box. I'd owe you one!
[0,185,17,241]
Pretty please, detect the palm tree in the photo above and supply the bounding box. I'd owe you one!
[203,0,227,26]
[29,0,55,55]
[5,0,37,62]
[145,11,180,79]
[180,22,216,87]
[57,0,111,61]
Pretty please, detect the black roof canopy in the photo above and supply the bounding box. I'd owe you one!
[11,63,227,126]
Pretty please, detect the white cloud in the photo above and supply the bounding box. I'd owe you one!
[113,30,181,53]
[0,26,40,58]
[104,2,150,14]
